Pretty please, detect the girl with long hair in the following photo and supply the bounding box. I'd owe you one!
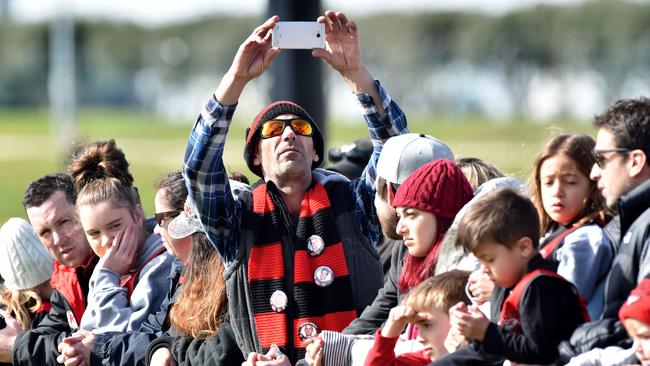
[69,139,174,333]
[531,133,613,319]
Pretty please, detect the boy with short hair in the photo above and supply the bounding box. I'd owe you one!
[363,270,471,365]
[433,188,588,365]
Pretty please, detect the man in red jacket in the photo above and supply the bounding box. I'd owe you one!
[0,173,97,365]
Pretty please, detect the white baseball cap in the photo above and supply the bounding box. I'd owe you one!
[377,133,454,185]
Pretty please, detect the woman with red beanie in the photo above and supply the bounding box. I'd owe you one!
[391,159,474,295]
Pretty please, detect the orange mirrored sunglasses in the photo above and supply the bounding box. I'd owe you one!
[260,118,313,139]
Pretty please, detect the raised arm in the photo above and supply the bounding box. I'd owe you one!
[313,11,384,116]
[216,15,281,105]
[184,16,280,264]
[313,12,408,247]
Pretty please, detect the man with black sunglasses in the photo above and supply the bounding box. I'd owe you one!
[559,98,650,362]
[181,10,407,363]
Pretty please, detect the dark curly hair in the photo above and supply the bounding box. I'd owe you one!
[23,173,76,209]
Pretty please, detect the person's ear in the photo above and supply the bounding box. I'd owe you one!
[133,203,144,223]
[516,236,534,258]
[628,150,648,178]
[313,153,320,163]
[253,143,262,167]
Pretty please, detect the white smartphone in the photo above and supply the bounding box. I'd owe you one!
[272,21,325,49]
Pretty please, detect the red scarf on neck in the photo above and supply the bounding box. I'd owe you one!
[248,180,357,361]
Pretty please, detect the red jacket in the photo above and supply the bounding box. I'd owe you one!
[365,329,432,366]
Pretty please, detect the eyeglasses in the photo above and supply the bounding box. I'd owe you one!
[260,118,313,139]
[593,148,631,168]
[155,210,181,227]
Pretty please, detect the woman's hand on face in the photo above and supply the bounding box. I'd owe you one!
[99,223,138,275]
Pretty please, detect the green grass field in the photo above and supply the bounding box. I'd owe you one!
[0,108,595,223]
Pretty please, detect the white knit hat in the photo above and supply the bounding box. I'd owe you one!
[0,218,53,291]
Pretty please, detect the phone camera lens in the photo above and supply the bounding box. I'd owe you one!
[316,32,321,38]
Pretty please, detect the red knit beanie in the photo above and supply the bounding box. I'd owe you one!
[619,278,650,325]
[391,159,473,219]
[244,101,324,178]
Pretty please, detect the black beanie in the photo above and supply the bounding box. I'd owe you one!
[244,101,324,178]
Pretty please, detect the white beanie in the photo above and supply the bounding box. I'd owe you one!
[0,218,53,291]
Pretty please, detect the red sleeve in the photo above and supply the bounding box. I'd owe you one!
[364,329,431,366]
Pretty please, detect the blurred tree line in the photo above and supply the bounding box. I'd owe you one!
[1,0,650,118]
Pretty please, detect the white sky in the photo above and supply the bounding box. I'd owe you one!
[7,0,593,26]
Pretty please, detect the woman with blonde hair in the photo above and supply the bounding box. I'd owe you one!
[0,218,53,330]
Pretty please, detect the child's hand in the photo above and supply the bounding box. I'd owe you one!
[443,324,467,352]
[99,224,138,275]
[303,337,323,366]
[381,306,431,338]
[468,269,494,305]
[453,304,490,342]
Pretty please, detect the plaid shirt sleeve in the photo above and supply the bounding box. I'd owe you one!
[183,95,240,264]
[353,80,409,247]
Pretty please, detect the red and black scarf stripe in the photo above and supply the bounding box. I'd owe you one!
[248,180,357,361]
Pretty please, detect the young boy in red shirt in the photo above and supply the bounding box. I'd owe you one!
[433,188,588,365]
[363,270,471,365]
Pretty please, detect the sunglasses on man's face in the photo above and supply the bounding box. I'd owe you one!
[260,118,313,139]
[592,147,632,168]
[155,210,181,227]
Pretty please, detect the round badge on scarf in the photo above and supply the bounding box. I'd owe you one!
[313,265,334,287]
[270,290,288,312]
[307,235,325,256]
[298,321,319,341]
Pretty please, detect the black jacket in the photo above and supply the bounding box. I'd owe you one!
[12,260,96,366]
[89,261,183,366]
[342,240,408,335]
[559,179,650,361]
[432,255,586,365]
[145,322,244,366]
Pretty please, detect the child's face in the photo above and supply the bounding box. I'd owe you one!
[395,207,438,257]
[625,318,650,365]
[415,308,451,360]
[78,200,141,257]
[539,154,591,225]
[473,239,532,289]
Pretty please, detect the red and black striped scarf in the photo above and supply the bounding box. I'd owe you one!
[248,179,357,361]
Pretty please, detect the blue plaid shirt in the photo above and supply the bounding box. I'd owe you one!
[183,81,408,265]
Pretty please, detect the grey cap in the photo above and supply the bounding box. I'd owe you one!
[377,133,454,185]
